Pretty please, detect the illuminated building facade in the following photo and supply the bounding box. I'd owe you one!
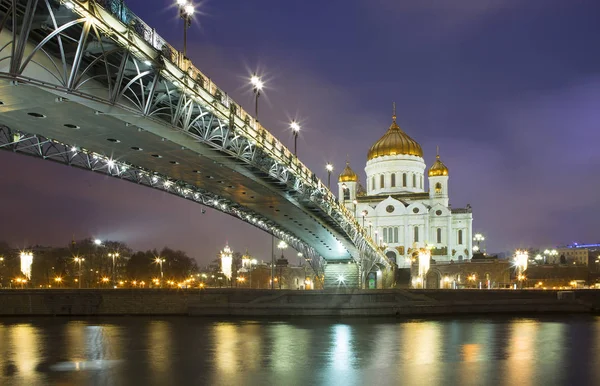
[339,106,474,274]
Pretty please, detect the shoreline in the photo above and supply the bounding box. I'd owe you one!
[1,288,599,317]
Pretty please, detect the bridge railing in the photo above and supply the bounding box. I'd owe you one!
[79,0,384,262]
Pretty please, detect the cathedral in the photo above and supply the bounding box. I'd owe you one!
[338,105,473,270]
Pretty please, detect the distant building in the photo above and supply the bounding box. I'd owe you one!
[556,247,589,265]
[410,258,511,289]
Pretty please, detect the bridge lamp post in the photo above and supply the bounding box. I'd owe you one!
[360,210,367,228]
[155,257,165,287]
[250,74,264,120]
[108,252,119,287]
[74,257,85,289]
[290,121,300,156]
[176,0,195,58]
[352,199,358,218]
[276,241,287,290]
[326,163,333,189]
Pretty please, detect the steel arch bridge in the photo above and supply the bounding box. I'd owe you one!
[0,0,392,288]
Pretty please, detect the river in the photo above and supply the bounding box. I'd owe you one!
[0,316,599,385]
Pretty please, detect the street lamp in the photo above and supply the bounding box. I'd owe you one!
[549,249,558,264]
[155,257,165,287]
[108,252,119,286]
[360,210,367,227]
[473,233,485,252]
[74,257,85,289]
[290,121,300,156]
[326,163,333,189]
[514,250,528,288]
[275,241,287,290]
[250,74,264,120]
[94,239,102,246]
[352,199,358,218]
[176,0,195,58]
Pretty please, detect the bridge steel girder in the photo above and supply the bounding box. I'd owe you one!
[0,0,392,287]
[0,125,326,279]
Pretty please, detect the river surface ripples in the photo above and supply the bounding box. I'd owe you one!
[1,315,599,385]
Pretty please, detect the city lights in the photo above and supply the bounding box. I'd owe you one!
[220,244,233,280]
[20,251,33,280]
[514,250,529,273]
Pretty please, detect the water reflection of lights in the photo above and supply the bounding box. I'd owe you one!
[215,323,238,374]
[149,321,171,382]
[506,320,539,386]
[11,324,39,380]
[331,324,354,370]
[399,322,441,384]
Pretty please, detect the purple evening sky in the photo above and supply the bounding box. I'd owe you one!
[2,0,599,264]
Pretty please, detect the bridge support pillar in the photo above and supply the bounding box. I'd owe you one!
[323,262,359,289]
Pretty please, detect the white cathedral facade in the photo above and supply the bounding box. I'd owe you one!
[338,107,473,269]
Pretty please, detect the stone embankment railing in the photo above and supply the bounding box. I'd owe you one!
[0,289,598,317]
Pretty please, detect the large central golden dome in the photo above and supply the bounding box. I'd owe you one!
[367,106,423,161]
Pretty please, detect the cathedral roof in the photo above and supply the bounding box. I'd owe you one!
[428,150,449,177]
[367,103,423,161]
[338,161,359,182]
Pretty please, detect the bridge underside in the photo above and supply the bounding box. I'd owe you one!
[0,81,353,262]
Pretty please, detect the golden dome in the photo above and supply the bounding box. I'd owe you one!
[367,104,423,161]
[338,161,359,182]
[428,150,449,177]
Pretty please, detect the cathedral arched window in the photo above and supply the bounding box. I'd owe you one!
[437,228,442,243]
[412,174,416,187]
[458,230,463,245]
[371,177,375,191]
[420,176,423,189]
[402,173,407,187]
[343,187,350,200]
[414,226,419,242]
[380,174,385,189]
[435,182,442,193]
[393,227,399,243]
[391,174,396,187]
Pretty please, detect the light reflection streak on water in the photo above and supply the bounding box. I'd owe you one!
[369,325,397,370]
[398,322,441,384]
[505,319,538,386]
[66,322,86,361]
[239,324,262,371]
[271,323,307,372]
[456,321,495,386]
[11,324,39,381]
[331,324,353,370]
[148,321,171,382]
[214,323,238,376]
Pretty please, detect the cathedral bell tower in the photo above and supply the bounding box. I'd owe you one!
[428,147,449,207]
[338,161,359,212]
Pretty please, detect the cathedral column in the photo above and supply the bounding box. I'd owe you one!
[447,216,452,260]
[404,215,410,260]
[424,214,430,246]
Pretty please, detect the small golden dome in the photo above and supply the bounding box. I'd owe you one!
[367,104,423,161]
[338,161,359,182]
[428,151,449,177]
